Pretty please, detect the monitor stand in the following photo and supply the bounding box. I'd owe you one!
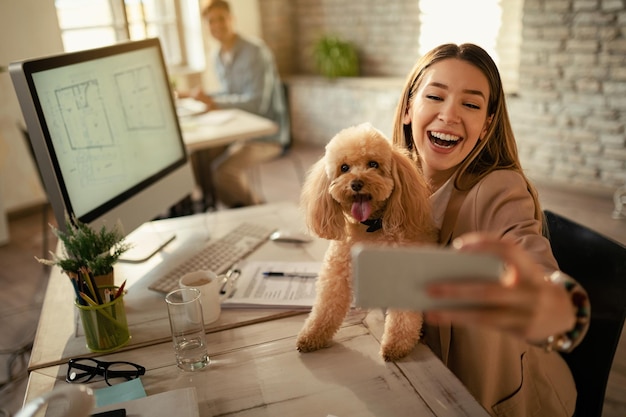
[119,222,176,263]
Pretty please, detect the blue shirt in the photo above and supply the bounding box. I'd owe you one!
[211,35,290,148]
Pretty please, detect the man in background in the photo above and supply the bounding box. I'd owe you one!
[185,0,290,208]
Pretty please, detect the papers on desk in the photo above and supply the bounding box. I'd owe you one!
[222,260,321,309]
[92,387,199,417]
[193,109,236,125]
[179,109,237,133]
[175,97,207,118]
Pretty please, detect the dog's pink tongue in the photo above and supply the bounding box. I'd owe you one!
[351,199,372,222]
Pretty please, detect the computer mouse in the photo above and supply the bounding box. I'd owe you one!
[269,229,313,244]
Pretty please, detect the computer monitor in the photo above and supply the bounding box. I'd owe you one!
[10,38,196,262]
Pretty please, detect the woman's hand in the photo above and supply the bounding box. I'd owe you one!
[424,233,576,344]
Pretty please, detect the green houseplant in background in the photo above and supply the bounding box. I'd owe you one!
[313,35,359,79]
[37,217,131,286]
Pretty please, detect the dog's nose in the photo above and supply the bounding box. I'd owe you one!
[351,180,364,192]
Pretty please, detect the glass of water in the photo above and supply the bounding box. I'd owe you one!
[165,288,210,371]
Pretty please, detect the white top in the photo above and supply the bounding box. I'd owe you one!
[430,174,456,230]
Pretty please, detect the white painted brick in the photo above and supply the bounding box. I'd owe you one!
[600,134,626,147]
[575,78,602,93]
[611,67,626,81]
[566,39,600,52]
[603,148,626,161]
[573,1,600,12]
[586,118,624,134]
[581,143,604,154]
[602,0,624,12]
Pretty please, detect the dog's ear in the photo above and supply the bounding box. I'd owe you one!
[300,158,345,239]
[385,148,434,239]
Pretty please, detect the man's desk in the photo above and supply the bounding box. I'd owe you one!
[180,108,278,152]
[179,108,278,210]
[24,202,489,416]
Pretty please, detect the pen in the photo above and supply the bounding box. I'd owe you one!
[262,272,318,278]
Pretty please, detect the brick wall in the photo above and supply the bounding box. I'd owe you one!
[258,0,420,77]
[510,0,626,191]
[259,0,626,194]
[287,76,404,145]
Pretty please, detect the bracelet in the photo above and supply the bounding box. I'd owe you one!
[540,271,590,353]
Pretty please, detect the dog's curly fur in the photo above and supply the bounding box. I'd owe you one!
[296,123,437,361]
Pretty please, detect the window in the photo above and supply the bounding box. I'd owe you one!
[418,0,522,92]
[55,0,204,70]
[419,0,501,62]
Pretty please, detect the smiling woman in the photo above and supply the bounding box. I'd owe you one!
[401,58,492,192]
[390,43,590,417]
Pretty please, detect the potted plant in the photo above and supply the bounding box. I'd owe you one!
[37,216,131,286]
[312,35,360,79]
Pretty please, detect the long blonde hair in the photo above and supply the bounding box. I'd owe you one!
[391,43,542,221]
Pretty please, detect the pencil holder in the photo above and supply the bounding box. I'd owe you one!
[76,286,130,353]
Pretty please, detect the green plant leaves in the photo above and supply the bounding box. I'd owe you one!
[313,35,359,79]
[37,216,131,276]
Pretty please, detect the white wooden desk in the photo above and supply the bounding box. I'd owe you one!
[179,108,278,210]
[23,202,489,416]
[180,108,278,152]
[28,203,324,371]
[25,313,489,417]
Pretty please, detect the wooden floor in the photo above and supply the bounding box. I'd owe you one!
[1,143,625,416]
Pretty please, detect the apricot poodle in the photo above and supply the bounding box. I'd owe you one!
[296,123,437,361]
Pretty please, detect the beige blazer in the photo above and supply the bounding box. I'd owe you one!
[425,169,576,417]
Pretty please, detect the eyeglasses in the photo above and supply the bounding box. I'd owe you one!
[66,358,145,386]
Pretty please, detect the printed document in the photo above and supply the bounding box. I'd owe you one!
[222,260,321,309]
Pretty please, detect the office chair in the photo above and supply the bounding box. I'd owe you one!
[544,210,626,417]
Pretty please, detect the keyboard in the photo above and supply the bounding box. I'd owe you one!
[148,222,276,294]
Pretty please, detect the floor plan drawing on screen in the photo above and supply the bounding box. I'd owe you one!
[56,80,114,150]
[114,65,165,131]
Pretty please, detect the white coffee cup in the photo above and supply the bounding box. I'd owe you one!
[15,384,94,417]
[179,270,233,325]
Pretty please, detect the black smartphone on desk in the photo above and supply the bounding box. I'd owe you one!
[91,409,126,417]
[352,244,505,310]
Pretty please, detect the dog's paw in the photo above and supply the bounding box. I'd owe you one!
[380,337,419,362]
[296,333,331,353]
[380,344,414,362]
[380,310,423,361]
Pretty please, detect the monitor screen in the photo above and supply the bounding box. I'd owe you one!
[10,38,196,261]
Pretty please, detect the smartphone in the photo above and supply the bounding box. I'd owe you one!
[91,409,126,417]
[352,244,505,310]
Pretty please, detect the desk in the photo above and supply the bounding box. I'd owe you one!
[24,202,489,416]
[179,109,278,210]
[180,109,278,152]
[29,203,324,371]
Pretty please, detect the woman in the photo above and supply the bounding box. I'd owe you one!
[392,43,589,417]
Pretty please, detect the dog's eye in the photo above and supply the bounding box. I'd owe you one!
[341,164,350,173]
[368,161,379,169]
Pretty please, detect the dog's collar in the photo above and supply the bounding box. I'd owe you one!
[360,218,382,232]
